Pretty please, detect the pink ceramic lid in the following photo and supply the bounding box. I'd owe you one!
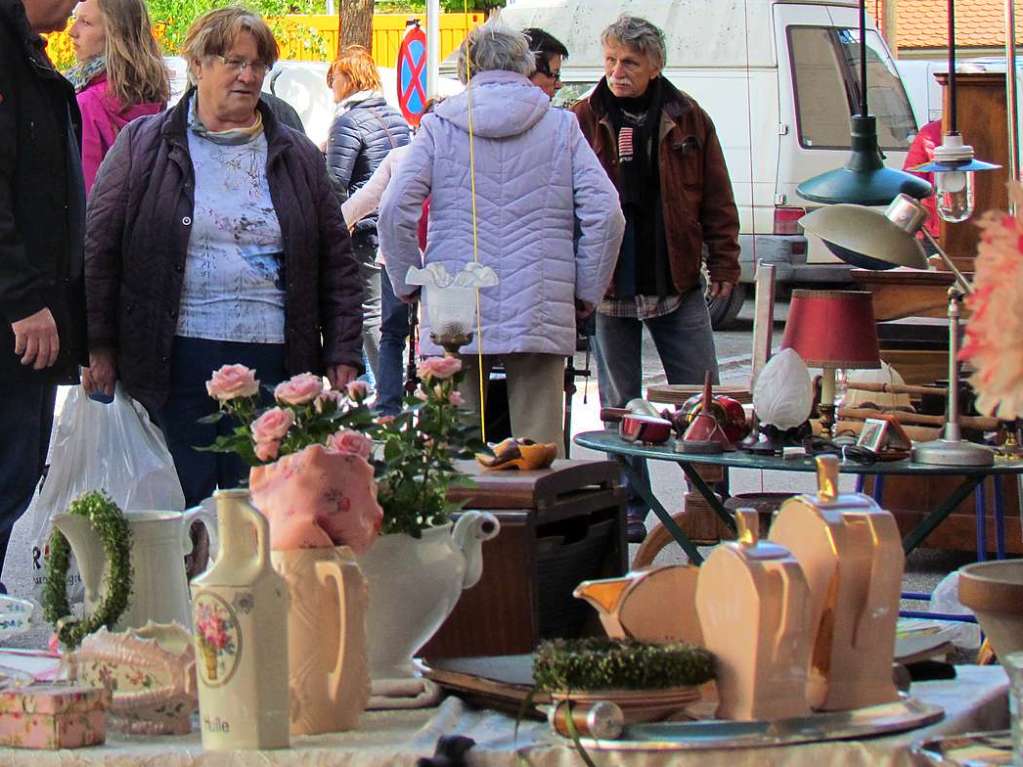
[0,685,108,715]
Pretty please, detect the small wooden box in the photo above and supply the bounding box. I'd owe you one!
[0,684,108,749]
[422,460,627,659]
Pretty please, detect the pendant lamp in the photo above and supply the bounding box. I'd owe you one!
[796,0,932,205]
[910,0,1000,222]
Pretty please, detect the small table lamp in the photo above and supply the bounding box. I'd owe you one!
[781,290,881,438]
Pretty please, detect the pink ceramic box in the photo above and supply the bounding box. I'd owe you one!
[0,684,108,749]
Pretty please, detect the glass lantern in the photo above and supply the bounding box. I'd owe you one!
[914,133,999,223]
[406,263,500,355]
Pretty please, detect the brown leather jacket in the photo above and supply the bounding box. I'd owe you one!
[85,93,363,411]
[571,78,740,295]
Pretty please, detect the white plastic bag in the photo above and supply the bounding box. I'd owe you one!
[929,571,982,650]
[3,385,185,605]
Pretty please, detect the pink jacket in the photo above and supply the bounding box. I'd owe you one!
[76,73,164,196]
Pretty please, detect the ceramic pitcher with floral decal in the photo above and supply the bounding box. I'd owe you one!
[190,489,289,750]
[270,545,369,735]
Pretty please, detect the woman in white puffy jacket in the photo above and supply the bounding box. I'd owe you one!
[379,20,625,454]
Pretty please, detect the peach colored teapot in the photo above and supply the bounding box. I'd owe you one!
[769,455,903,711]
[695,510,813,721]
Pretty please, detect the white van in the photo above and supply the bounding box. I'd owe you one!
[497,0,920,327]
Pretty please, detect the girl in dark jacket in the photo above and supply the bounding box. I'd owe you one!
[325,45,410,410]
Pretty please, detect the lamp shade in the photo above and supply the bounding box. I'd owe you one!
[781,290,881,369]
[799,199,929,271]
[796,116,934,206]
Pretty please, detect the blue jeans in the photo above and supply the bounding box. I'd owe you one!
[594,286,719,518]
[375,271,410,416]
[0,379,57,572]
[155,337,287,507]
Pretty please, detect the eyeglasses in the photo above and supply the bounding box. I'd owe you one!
[216,56,268,77]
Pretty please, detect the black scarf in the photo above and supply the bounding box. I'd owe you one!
[602,77,672,299]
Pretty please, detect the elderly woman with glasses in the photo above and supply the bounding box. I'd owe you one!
[84,6,363,506]
[379,19,624,454]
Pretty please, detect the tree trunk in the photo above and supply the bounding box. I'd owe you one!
[339,0,374,55]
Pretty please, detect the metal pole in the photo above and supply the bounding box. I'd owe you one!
[426,0,441,99]
[1007,0,1021,194]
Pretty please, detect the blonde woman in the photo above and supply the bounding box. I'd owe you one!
[325,45,410,404]
[67,0,168,195]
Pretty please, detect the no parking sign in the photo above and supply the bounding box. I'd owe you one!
[396,24,428,127]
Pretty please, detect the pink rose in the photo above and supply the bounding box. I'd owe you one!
[346,380,370,402]
[417,356,462,382]
[449,390,465,407]
[314,389,344,414]
[326,429,373,460]
[254,440,281,462]
[274,373,324,406]
[251,407,294,444]
[206,364,259,401]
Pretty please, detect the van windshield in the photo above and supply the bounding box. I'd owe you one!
[789,26,917,151]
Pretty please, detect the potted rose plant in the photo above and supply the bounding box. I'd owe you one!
[202,365,382,734]
[201,360,500,709]
[355,357,499,707]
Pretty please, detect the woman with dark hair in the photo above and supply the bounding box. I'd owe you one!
[325,45,410,408]
[67,0,168,195]
[523,27,568,99]
[84,7,363,505]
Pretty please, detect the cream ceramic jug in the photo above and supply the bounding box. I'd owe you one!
[769,455,904,711]
[270,546,369,735]
[191,489,289,751]
[695,509,813,721]
[53,507,218,630]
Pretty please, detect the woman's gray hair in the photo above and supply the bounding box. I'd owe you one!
[456,19,535,84]
[601,15,666,70]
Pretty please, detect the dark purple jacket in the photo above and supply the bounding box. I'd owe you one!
[85,91,363,411]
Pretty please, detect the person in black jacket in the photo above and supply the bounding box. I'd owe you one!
[325,45,410,407]
[0,0,86,572]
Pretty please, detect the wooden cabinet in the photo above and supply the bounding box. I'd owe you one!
[421,460,627,660]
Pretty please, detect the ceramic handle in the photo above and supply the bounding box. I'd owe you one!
[316,558,347,700]
[249,505,271,571]
[182,505,220,560]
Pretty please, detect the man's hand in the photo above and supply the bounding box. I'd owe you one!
[11,308,59,369]
[326,364,358,390]
[707,281,734,300]
[83,350,117,396]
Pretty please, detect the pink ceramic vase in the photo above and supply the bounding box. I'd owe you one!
[249,444,383,554]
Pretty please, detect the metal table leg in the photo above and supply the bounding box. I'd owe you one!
[678,462,739,534]
[902,475,986,554]
[614,456,705,565]
[976,482,988,562]
[994,477,1007,559]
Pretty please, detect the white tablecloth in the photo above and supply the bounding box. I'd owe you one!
[0,666,1008,767]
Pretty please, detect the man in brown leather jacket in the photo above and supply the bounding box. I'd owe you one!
[572,15,740,543]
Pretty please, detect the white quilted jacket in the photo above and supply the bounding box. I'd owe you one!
[378,69,625,356]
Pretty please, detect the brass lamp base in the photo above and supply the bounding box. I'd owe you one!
[431,331,473,357]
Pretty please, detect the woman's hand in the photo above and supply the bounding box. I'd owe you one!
[82,349,117,396]
[326,364,358,390]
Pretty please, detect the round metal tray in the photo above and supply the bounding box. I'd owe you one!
[911,729,1014,766]
[574,695,944,751]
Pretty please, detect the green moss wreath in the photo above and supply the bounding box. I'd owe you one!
[533,637,716,692]
[41,491,133,648]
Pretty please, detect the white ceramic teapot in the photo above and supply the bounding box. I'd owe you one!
[53,506,218,630]
[357,510,499,707]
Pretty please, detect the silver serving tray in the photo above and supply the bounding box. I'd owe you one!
[576,695,944,751]
[911,729,1014,766]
